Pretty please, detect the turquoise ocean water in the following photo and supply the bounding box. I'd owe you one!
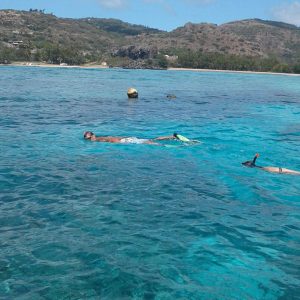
[0,66,299,299]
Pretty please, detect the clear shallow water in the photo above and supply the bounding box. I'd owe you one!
[0,66,299,299]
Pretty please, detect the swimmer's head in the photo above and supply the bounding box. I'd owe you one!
[242,153,259,168]
[84,131,94,140]
[173,132,178,139]
[242,160,255,167]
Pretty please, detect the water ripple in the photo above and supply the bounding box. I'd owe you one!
[0,67,299,299]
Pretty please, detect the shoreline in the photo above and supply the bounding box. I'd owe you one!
[1,61,109,69]
[168,67,300,77]
[1,62,300,76]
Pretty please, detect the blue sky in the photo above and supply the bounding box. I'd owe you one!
[1,0,300,30]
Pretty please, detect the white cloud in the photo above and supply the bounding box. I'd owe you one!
[272,1,300,26]
[98,0,127,9]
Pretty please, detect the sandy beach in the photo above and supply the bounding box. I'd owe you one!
[1,62,300,76]
[168,67,300,77]
[1,61,109,69]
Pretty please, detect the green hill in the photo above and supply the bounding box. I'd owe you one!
[1,9,300,73]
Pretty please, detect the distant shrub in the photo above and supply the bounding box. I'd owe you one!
[41,44,85,65]
[174,49,297,73]
[271,64,291,73]
[293,64,300,74]
[157,55,168,69]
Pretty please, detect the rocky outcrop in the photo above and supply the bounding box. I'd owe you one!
[112,46,158,60]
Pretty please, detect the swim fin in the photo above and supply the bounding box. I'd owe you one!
[175,134,191,142]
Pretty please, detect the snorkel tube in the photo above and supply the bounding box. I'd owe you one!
[252,153,259,166]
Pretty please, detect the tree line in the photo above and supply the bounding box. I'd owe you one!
[0,44,88,65]
[1,44,300,74]
[170,50,300,74]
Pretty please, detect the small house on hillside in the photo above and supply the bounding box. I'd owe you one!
[164,54,178,62]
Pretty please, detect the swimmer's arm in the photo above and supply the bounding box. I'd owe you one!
[93,136,122,143]
[153,135,175,141]
[91,136,108,142]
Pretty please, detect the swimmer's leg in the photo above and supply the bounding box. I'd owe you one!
[281,168,300,175]
[144,140,163,145]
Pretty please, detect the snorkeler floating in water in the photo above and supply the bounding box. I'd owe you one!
[242,154,300,175]
[83,131,192,145]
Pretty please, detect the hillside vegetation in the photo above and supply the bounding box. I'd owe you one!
[1,10,300,73]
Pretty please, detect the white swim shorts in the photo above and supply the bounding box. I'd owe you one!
[120,137,149,144]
